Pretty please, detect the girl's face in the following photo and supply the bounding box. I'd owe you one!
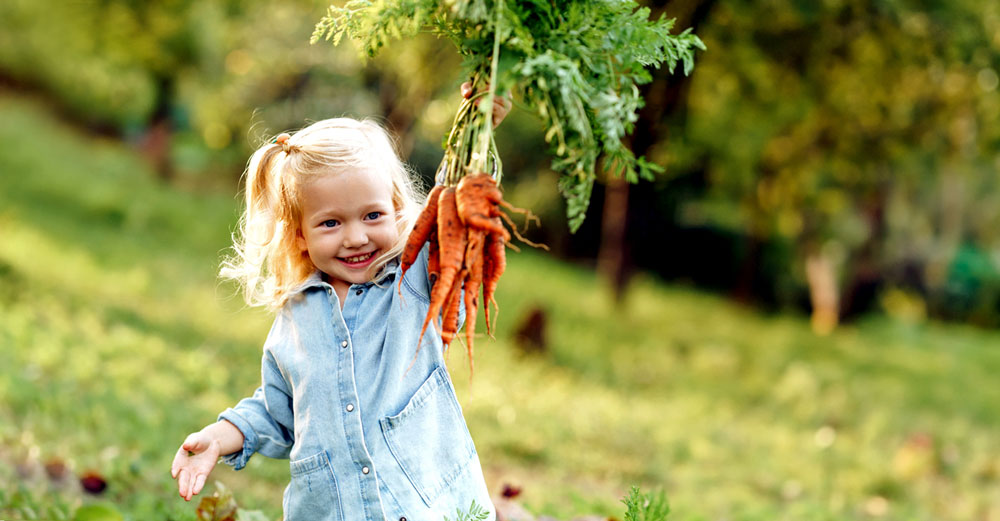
[296,169,399,291]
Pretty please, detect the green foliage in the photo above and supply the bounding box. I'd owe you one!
[313,0,704,231]
[0,0,374,176]
[622,487,670,521]
[311,0,438,55]
[443,500,490,521]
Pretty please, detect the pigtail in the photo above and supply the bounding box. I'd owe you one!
[221,142,292,309]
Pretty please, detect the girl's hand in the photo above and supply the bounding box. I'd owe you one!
[462,81,512,128]
[170,431,222,501]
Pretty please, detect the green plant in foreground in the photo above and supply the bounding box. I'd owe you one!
[622,486,670,521]
[444,500,490,521]
[313,0,704,232]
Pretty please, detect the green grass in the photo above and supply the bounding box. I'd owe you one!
[2,92,999,521]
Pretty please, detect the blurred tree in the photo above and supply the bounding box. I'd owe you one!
[672,0,1000,328]
[364,35,463,162]
[0,0,376,184]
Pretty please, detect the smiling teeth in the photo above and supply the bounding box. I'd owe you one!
[343,252,374,263]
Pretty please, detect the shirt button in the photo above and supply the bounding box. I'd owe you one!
[362,466,370,475]
[355,289,363,295]
[341,340,348,348]
[346,404,354,412]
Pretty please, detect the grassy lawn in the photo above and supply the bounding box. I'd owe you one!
[1,93,999,521]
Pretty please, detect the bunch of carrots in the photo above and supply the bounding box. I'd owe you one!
[399,172,542,373]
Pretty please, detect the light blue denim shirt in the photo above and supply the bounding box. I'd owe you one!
[218,247,494,521]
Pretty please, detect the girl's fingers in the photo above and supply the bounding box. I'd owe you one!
[193,473,207,497]
[171,446,188,478]
[177,469,189,498]
[183,433,208,453]
[181,436,199,452]
[492,98,512,127]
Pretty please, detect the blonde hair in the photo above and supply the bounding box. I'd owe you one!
[221,118,424,310]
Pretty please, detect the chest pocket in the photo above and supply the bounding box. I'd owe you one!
[285,451,344,521]
[380,366,476,506]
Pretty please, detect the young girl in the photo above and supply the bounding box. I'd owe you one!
[171,91,509,521]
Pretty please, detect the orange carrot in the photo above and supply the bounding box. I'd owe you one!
[462,228,486,374]
[417,187,467,352]
[440,268,467,351]
[481,226,507,337]
[481,234,495,337]
[400,184,444,295]
[456,173,507,235]
[427,229,440,289]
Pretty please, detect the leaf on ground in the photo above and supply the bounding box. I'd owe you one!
[196,482,239,521]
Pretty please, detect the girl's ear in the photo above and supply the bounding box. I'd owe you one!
[295,227,308,253]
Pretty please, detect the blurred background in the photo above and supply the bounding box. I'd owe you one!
[1,0,998,520]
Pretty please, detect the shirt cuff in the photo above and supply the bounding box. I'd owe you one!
[217,408,258,471]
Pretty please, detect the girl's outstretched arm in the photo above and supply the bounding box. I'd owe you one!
[170,419,244,501]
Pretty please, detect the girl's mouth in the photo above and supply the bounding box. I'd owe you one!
[338,250,377,268]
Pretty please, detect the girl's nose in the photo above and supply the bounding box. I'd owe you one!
[342,224,369,248]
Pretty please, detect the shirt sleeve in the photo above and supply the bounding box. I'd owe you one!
[218,347,294,470]
[400,243,432,302]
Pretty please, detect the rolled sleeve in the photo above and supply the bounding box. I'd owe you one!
[217,350,294,470]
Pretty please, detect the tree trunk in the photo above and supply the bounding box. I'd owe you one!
[597,175,630,301]
[806,248,839,335]
[139,75,175,181]
[840,183,889,321]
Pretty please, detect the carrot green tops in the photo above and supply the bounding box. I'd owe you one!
[218,248,490,521]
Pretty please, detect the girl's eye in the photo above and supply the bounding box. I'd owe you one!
[321,219,339,228]
[365,212,381,220]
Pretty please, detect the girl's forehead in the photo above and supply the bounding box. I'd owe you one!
[299,167,395,208]
[308,165,392,189]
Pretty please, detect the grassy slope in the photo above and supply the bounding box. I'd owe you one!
[1,93,998,521]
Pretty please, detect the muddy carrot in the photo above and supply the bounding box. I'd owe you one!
[400,184,444,294]
[417,187,467,352]
[462,228,486,373]
[456,172,507,235]
[440,268,467,351]
[482,226,507,337]
[427,229,440,289]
